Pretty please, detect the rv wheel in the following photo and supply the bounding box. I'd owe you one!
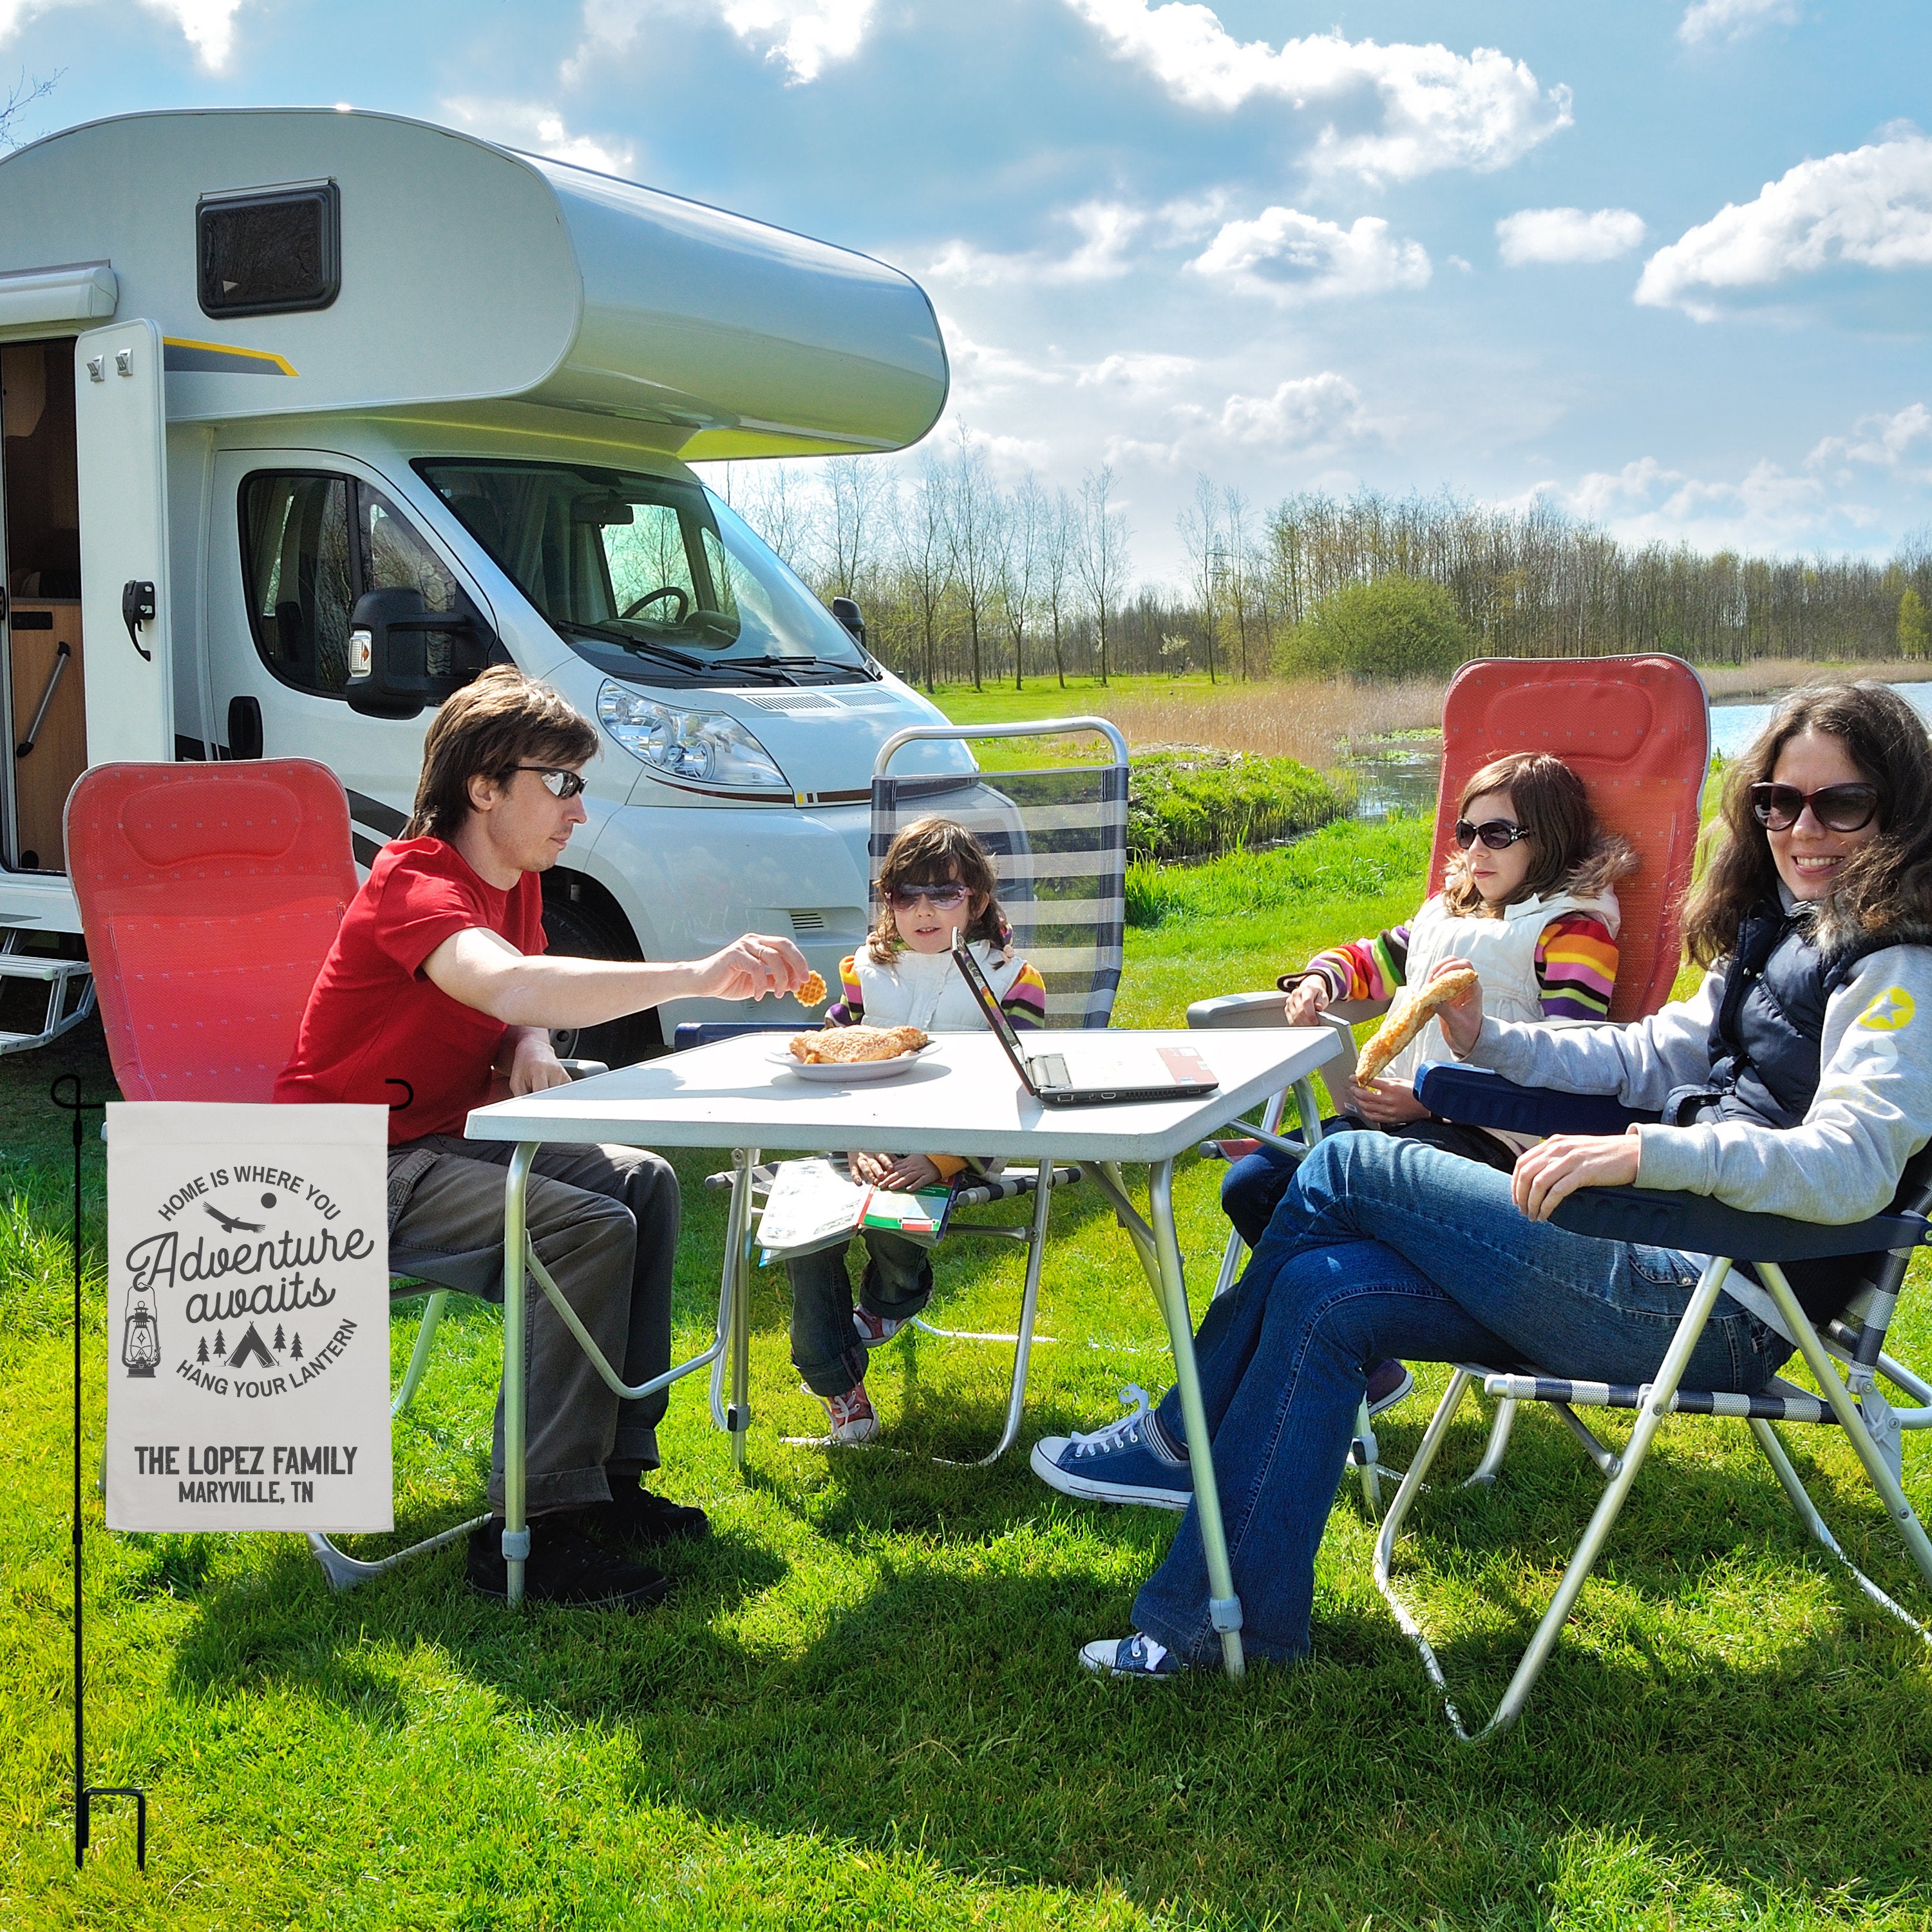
[540,895,662,1068]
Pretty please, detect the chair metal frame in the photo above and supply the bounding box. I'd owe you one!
[1371,1064,1932,1740]
[681,716,1132,1466]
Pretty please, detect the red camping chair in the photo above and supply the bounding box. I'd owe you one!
[1188,655,1712,1501]
[66,760,486,1587]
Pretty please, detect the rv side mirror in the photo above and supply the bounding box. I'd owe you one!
[346,587,493,718]
[831,596,866,646]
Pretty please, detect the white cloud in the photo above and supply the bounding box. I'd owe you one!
[1678,0,1799,47]
[1636,132,1932,317]
[1076,352,1198,392]
[1189,207,1430,303]
[567,0,871,86]
[1497,205,1646,266]
[1064,0,1571,181]
[1808,402,1932,483]
[440,98,636,176]
[1175,372,1367,449]
[927,202,1147,286]
[0,0,250,68]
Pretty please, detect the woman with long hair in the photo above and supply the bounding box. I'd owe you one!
[1073,683,1932,1676]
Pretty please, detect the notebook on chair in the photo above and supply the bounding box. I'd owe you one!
[951,936,1218,1107]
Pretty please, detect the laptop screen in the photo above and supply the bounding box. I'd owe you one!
[951,938,1043,1095]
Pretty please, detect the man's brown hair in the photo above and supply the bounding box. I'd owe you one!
[404,666,599,840]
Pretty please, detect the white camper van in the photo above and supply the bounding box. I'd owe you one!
[0,106,963,1059]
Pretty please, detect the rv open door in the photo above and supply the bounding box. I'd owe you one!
[75,319,173,764]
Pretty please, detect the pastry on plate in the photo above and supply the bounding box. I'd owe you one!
[788,1024,929,1065]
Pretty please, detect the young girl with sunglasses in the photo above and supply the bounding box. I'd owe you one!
[1200,753,1634,1421]
[1075,682,1932,1676]
[788,817,1046,1443]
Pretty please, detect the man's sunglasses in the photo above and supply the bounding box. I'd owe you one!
[887,881,971,911]
[1454,818,1531,851]
[515,766,587,799]
[1748,781,1879,833]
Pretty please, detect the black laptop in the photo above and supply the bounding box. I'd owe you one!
[951,936,1220,1107]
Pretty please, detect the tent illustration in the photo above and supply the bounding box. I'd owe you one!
[227,1323,278,1370]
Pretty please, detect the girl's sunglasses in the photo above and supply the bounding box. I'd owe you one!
[887,881,971,911]
[1454,818,1531,851]
[1748,781,1879,833]
[515,766,588,799]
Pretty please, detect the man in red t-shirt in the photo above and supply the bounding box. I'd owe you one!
[279,667,810,1607]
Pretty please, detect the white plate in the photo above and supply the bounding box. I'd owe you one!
[766,1043,935,1084]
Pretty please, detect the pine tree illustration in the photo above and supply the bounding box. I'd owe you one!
[213,1330,226,1358]
[197,1338,209,1365]
[289,1333,303,1360]
[274,1324,286,1353]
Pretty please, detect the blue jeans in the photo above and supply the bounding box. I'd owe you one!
[1134,1130,1790,1667]
[787,1229,933,1398]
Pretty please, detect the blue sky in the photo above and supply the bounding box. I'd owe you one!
[3,0,1929,583]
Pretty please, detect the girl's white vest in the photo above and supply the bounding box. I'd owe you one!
[1381,884,1622,1084]
[849,938,1023,1034]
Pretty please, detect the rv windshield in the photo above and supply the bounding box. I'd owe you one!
[417,460,872,687]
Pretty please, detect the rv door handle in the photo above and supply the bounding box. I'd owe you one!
[122,580,156,661]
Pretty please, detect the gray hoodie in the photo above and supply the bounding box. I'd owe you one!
[1464,942,1932,1226]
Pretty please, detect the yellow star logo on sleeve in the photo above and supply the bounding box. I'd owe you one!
[1856,988,1916,1032]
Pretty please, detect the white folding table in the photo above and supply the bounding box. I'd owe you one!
[464,1024,1342,1675]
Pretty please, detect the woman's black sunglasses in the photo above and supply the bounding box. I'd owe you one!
[1748,781,1879,833]
[1454,818,1531,851]
[515,766,588,799]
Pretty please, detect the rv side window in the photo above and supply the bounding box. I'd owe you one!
[198,184,341,317]
[241,473,471,699]
[242,473,354,696]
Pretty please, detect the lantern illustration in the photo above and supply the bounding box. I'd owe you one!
[122,1282,160,1378]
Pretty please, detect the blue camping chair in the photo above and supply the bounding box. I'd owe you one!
[1368,1061,1932,1740]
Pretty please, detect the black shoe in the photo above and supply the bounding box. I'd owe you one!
[574,1485,711,1552]
[467,1515,670,1609]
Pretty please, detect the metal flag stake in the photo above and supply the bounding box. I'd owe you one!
[52,1076,147,1872]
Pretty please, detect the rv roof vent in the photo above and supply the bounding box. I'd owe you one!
[197,182,341,319]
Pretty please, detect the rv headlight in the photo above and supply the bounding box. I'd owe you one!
[597,681,789,791]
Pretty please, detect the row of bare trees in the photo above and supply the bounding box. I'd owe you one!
[712,440,1932,690]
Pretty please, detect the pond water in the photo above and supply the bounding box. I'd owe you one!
[1338,681,1932,819]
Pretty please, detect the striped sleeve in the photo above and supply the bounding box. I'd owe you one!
[1303,926,1411,1005]
[822,954,865,1029]
[999,960,1048,1032]
[1535,914,1619,1021]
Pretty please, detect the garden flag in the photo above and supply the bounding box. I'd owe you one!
[105,1104,393,1533]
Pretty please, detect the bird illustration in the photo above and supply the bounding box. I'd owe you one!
[204,1202,265,1235]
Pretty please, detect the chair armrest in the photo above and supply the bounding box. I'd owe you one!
[1549,1186,1931,1264]
[671,1020,806,1052]
[1417,1063,1657,1137]
[1187,991,1385,1030]
[558,1059,608,1080]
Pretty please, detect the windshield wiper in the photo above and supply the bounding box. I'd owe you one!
[558,621,791,683]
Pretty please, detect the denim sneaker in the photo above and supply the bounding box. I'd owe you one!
[1030,1386,1192,1511]
[1365,1359,1415,1418]
[852,1307,905,1349]
[1079,1633,1186,1677]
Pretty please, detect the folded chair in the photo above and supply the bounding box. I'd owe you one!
[1374,1060,1932,1739]
[65,759,575,1590]
[1187,654,1712,1501]
[672,718,1129,1463]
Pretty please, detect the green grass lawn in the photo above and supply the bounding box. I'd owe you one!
[5,819,1931,1929]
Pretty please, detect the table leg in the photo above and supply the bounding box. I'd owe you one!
[500,1142,538,1607]
[730,1144,757,1473]
[1148,1158,1245,1680]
